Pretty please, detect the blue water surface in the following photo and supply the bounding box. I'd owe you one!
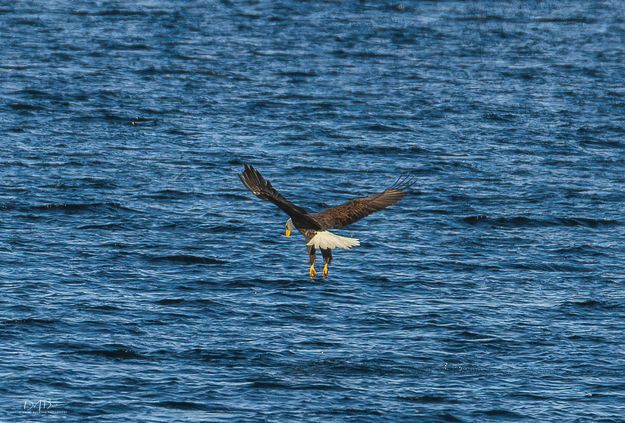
[1,0,625,421]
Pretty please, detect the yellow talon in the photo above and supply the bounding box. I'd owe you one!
[322,263,329,279]
[309,265,317,279]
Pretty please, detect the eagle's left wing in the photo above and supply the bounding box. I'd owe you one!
[239,164,322,229]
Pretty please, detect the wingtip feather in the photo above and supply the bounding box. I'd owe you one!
[389,173,417,194]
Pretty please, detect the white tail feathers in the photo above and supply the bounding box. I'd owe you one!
[306,231,360,250]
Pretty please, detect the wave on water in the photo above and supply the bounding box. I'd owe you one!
[559,299,623,310]
[1,318,58,325]
[153,401,208,410]
[62,344,146,360]
[533,17,597,24]
[338,144,428,155]
[144,254,227,265]
[463,215,620,228]
[27,202,137,214]
[78,223,126,230]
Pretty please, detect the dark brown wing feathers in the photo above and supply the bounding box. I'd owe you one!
[239,164,321,229]
[313,175,415,229]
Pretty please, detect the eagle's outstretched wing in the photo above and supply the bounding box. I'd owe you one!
[313,175,415,230]
[239,164,322,229]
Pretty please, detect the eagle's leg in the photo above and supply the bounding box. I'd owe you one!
[307,245,317,279]
[321,248,332,279]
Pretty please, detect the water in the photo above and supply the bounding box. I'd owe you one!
[2,1,625,421]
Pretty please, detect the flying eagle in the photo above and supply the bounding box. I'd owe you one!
[239,164,414,280]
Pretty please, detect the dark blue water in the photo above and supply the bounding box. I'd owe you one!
[2,1,625,421]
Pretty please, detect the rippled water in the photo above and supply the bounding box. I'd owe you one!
[2,1,625,421]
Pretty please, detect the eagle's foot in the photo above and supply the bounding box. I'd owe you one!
[322,263,329,279]
[309,265,317,279]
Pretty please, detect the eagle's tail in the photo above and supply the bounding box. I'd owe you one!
[306,231,360,250]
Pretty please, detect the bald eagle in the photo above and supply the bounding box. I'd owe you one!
[239,164,414,280]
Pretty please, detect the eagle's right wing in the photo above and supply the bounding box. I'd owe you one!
[313,175,415,229]
[239,164,322,229]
